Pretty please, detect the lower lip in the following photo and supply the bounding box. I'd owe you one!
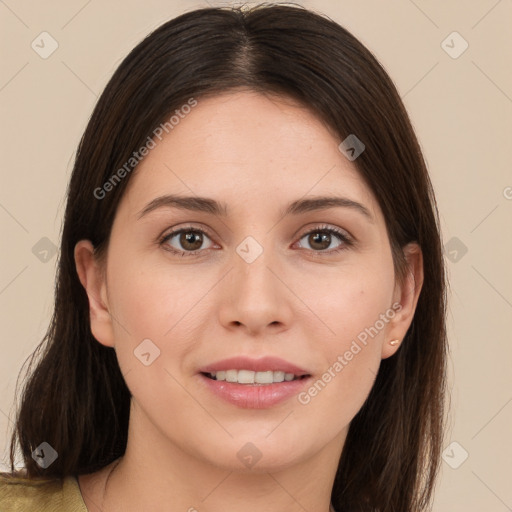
[198,373,311,409]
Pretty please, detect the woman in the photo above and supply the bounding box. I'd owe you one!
[0,3,447,511]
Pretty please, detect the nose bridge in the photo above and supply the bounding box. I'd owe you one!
[220,231,291,332]
[234,232,277,294]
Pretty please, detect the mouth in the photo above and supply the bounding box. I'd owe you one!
[197,356,312,408]
[201,370,310,385]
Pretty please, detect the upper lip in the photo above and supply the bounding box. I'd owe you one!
[199,356,310,376]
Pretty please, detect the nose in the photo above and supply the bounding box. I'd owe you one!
[218,243,293,336]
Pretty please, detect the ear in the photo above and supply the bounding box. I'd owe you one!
[74,240,115,348]
[381,242,424,359]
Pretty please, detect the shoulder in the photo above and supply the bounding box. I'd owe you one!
[0,471,87,512]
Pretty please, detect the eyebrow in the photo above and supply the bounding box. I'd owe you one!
[137,194,373,222]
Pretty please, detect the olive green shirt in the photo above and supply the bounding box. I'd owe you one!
[0,472,87,511]
[1,472,339,511]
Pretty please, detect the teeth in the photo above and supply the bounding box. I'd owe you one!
[238,370,255,384]
[226,369,238,383]
[208,370,301,384]
[273,371,285,382]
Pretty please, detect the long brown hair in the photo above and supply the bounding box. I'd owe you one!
[8,3,448,510]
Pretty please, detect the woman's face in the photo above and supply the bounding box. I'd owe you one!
[76,90,421,472]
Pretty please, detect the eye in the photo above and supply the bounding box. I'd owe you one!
[295,224,352,254]
[160,226,215,257]
[159,223,353,258]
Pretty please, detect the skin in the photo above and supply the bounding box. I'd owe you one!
[74,90,423,512]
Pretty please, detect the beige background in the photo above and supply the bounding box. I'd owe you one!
[1,0,511,510]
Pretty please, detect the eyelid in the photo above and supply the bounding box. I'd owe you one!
[158,223,217,251]
[294,224,353,253]
[296,223,353,242]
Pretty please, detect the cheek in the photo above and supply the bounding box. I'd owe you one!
[296,261,394,414]
[107,251,198,338]
[103,250,196,379]
[304,259,395,343]
[104,258,199,412]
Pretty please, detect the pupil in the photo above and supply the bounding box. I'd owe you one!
[182,231,202,250]
[310,232,330,250]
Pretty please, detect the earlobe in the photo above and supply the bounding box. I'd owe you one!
[74,240,115,348]
[381,243,424,359]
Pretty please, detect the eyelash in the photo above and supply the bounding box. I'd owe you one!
[159,224,353,258]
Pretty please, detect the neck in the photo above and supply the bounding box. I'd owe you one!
[100,402,346,512]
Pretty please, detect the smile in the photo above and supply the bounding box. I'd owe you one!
[203,370,308,384]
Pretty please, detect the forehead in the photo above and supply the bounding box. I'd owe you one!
[119,90,379,222]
